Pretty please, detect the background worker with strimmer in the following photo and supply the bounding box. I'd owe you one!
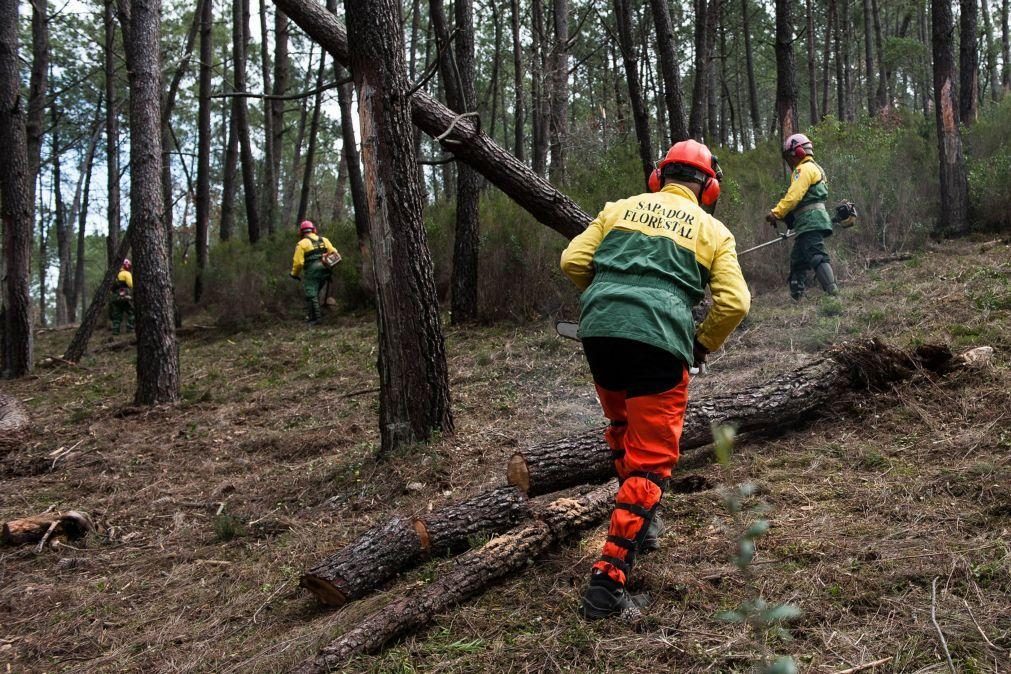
[560,140,751,620]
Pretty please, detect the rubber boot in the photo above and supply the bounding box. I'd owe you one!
[580,572,647,621]
[815,262,839,295]
[640,514,664,554]
[789,276,805,301]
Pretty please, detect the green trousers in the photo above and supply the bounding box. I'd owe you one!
[302,263,330,321]
[109,297,134,334]
[789,231,831,297]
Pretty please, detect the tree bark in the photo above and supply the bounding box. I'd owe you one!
[834,0,846,118]
[0,0,35,378]
[451,0,480,323]
[125,0,180,405]
[344,0,454,454]
[104,0,121,266]
[774,0,799,139]
[806,0,819,124]
[233,0,261,242]
[0,392,29,449]
[981,0,1000,100]
[1002,0,1010,91]
[689,0,708,139]
[614,0,654,182]
[72,119,101,323]
[258,0,277,234]
[932,0,970,237]
[510,0,525,159]
[959,0,979,122]
[821,0,835,118]
[195,0,212,303]
[26,0,48,212]
[650,0,688,143]
[52,106,71,326]
[705,0,721,143]
[63,227,132,363]
[509,340,961,496]
[548,0,568,184]
[742,0,761,139]
[220,75,239,242]
[530,0,549,176]
[294,484,616,673]
[272,9,289,218]
[273,0,593,240]
[842,0,854,119]
[335,64,372,295]
[871,0,889,108]
[296,51,327,223]
[862,0,876,114]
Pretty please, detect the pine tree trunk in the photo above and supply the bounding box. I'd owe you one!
[258,0,276,235]
[195,0,212,303]
[72,125,98,324]
[862,0,876,114]
[806,0,819,124]
[872,0,888,109]
[334,63,372,295]
[981,0,999,101]
[835,0,847,118]
[26,0,48,212]
[705,0,721,143]
[272,8,289,206]
[742,0,761,139]
[52,107,71,327]
[220,78,238,242]
[822,0,835,118]
[649,0,688,143]
[959,0,979,122]
[510,0,525,159]
[125,0,180,404]
[689,0,708,139]
[614,0,654,182]
[0,0,35,378]
[530,0,549,175]
[1002,0,1010,91]
[774,0,799,138]
[451,0,480,323]
[932,0,970,237]
[296,52,327,224]
[37,207,47,328]
[842,0,854,119]
[233,0,261,242]
[104,0,121,266]
[548,0,568,184]
[345,0,454,455]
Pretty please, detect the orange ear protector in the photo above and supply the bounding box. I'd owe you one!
[650,158,722,209]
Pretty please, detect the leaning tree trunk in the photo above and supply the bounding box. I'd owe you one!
[63,228,132,363]
[274,0,592,240]
[774,0,799,139]
[614,0,654,182]
[344,0,454,454]
[104,0,121,266]
[0,0,35,378]
[932,0,970,237]
[294,484,617,674]
[649,0,688,143]
[194,0,212,303]
[509,340,961,496]
[958,0,979,123]
[125,0,180,405]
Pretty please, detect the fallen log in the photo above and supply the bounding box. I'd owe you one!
[294,482,617,674]
[508,339,959,496]
[272,0,591,240]
[0,393,30,450]
[1,510,94,547]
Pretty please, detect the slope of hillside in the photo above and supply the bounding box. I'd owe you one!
[1,237,1009,673]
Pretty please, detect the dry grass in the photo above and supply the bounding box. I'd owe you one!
[1,238,1009,673]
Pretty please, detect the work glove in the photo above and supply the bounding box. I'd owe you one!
[692,337,709,367]
[766,211,778,228]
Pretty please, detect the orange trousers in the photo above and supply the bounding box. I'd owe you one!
[590,372,689,586]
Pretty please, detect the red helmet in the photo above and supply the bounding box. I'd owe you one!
[299,220,316,234]
[122,258,132,271]
[647,140,722,208]
[783,133,813,159]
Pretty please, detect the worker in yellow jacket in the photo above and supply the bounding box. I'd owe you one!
[109,258,134,335]
[561,140,750,621]
[291,220,339,325]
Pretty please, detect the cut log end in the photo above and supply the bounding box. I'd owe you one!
[506,453,530,493]
[300,574,349,608]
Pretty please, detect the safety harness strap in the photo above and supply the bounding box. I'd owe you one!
[614,501,652,519]
[599,555,631,574]
[606,535,637,551]
[626,470,669,490]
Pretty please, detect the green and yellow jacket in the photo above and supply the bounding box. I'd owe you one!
[771,156,833,235]
[291,233,338,278]
[560,183,751,365]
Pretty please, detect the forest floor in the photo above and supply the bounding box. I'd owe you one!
[2,237,1010,673]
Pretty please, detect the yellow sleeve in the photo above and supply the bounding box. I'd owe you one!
[559,203,616,291]
[696,225,751,352]
[322,237,338,254]
[119,270,133,289]
[291,241,305,278]
[771,161,818,220]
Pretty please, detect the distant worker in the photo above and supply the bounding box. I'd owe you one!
[290,220,340,325]
[560,140,751,621]
[766,133,839,299]
[110,258,134,335]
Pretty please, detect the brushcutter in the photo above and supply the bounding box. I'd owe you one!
[740,200,858,256]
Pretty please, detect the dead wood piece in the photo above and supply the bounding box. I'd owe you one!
[294,483,615,673]
[865,252,913,267]
[508,339,956,496]
[302,487,528,607]
[1,510,94,547]
[0,393,30,449]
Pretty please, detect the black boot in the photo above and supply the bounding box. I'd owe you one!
[640,514,664,553]
[580,572,646,621]
[815,262,839,295]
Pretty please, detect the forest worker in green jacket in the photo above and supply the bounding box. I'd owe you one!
[290,220,339,325]
[766,133,839,300]
[561,139,751,621]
